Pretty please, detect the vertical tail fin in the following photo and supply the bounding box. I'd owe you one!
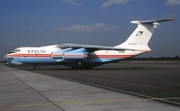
[115,18,175,51]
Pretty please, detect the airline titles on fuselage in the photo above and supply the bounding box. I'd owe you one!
[28,50,46,53]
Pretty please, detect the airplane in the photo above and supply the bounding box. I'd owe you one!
[4,18,175,70]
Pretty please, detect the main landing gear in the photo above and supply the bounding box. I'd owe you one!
[70,62,93,70]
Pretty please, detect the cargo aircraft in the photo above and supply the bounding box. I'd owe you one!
[4,18,174,69]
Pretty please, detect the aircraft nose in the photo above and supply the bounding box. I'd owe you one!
[3,54,7,60]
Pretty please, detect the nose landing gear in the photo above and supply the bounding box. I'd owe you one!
[33,65,39,70]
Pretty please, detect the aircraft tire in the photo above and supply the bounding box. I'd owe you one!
[34,66,39,70]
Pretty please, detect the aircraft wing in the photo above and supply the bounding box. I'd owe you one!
[58,43,135,52]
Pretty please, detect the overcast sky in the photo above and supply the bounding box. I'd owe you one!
[1,0,180,60]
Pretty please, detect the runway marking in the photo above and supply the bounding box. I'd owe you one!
[0,97,180,109]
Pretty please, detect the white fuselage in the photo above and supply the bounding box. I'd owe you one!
[5,46,146,66]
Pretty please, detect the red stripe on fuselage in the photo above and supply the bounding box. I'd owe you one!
[8,53,134,59]
[8,53,51,57]
[89,55,133,58]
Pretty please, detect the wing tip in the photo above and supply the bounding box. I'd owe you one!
[166,18,175,21]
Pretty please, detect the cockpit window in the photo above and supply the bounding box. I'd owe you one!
[8,51,14,54]
[14,49,20,53]
[8,48,21,54]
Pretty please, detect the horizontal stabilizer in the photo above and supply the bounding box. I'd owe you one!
[131,18,175,24]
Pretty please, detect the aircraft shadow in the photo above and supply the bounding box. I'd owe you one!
[6,64,146,71]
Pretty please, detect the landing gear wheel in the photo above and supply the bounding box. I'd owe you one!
[34,66,39,70]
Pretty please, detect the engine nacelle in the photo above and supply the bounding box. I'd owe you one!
[64,52,88,59]
[51,48,73,59]
[52,48,89,60]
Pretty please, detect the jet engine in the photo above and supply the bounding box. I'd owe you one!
[63,52,88,59]
[52,48,89,60]
[51,48,73,59]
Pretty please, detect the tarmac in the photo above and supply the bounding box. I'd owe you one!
[0,64,180,111]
